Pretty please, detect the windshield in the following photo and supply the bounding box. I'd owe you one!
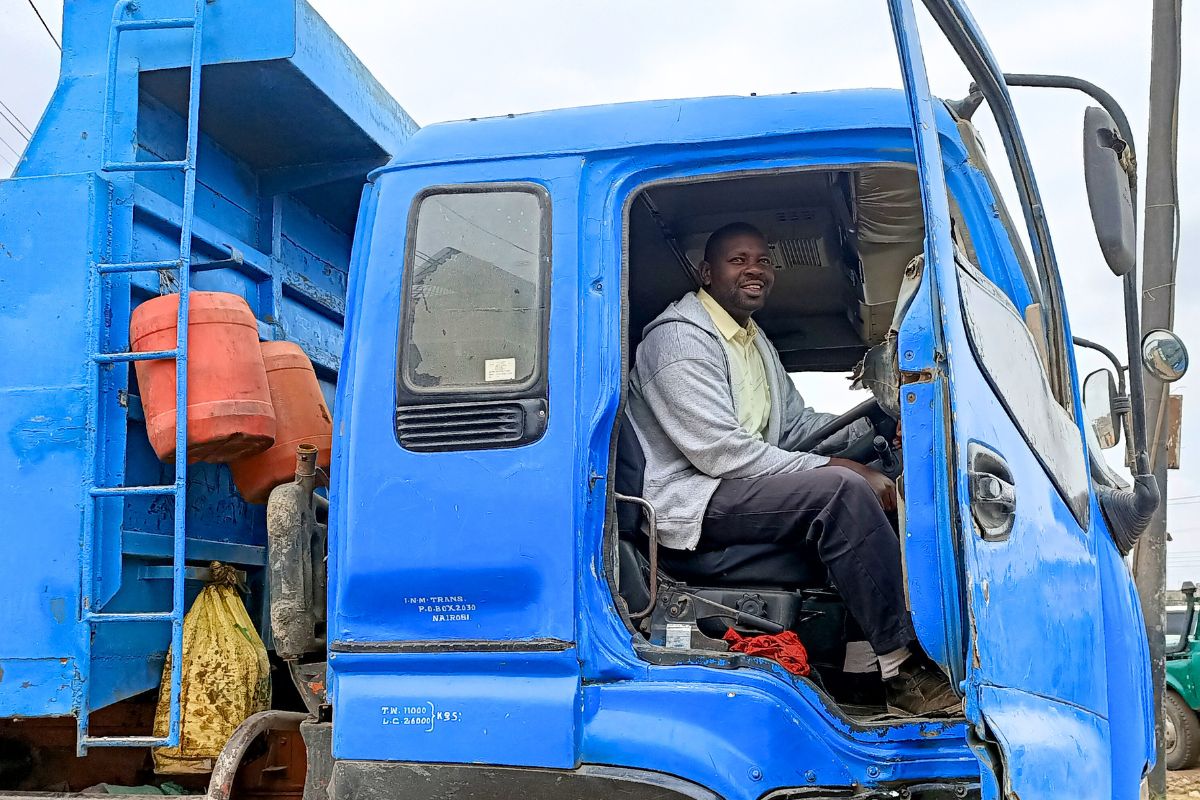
[1167,608,1194,649]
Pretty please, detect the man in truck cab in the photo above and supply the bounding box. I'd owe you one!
[625,222,959,716]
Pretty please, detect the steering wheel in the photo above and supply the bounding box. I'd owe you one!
[792,398,899,474]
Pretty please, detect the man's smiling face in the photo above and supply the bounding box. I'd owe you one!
[700,230,776,326]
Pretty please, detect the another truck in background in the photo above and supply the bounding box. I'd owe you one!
[1165,585,1200,770]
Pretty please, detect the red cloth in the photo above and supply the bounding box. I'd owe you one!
[723,628,811,676]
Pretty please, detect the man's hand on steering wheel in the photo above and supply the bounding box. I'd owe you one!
[823,457,897,512]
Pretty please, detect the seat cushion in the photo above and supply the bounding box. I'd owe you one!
[658,541,825,590]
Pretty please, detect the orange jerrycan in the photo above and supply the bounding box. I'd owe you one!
[231,341,332,504]
[130,291,276,463]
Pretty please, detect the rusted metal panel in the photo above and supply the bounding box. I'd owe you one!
[1167,394,1183,469]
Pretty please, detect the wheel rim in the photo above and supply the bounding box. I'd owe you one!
[1166,713,1179,755]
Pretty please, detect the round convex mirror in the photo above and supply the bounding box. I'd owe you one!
[1142,329,1189,382]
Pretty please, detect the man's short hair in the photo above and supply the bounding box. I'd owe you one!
[703,222,768,264]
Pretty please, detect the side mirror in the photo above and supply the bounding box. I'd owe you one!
[1083,368,1121,449]
[1142,329,1189,382]
[1082,106,1136,277]
[1180,582,1198,653]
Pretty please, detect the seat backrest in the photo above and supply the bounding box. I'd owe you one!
[616,538,652,616]
[614,410,647,536]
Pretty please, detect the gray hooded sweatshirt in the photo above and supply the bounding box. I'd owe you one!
[626,291,853,551]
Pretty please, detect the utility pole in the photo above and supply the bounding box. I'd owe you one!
[1133,0,1182,796]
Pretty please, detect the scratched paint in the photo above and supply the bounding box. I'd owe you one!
[8,411,86,466]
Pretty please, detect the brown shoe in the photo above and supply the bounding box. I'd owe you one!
[885,659,962,716]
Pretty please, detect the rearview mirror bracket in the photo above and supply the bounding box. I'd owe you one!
[996,73,1160,549]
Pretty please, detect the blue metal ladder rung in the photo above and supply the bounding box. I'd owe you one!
[80,0,209,755]
[90,484,179,498]
[86,611,176,624]
[114,16,196,32]
[80,735,172,749]
[92,348,178,363]
[98,258,182,275]
[101,159,190,173]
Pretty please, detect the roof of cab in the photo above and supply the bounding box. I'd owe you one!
[377,88,958,172]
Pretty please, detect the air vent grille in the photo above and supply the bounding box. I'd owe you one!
[774,208,818,223]
[771,237,824,270]
[396,402,531,452]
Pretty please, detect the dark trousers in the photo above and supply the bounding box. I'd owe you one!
[659,466,916,655]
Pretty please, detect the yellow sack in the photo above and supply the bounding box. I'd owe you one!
[152,562,271,774]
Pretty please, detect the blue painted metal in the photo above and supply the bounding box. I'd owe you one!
[91,484,177,496]
[332,82,1151,800]
[0,0,414,750]
[122,530,266,566]
[885,0,964,689]
[99,259,183,275]
[87,612,174,624]
[94,349,179,363]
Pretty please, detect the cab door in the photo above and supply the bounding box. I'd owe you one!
[886,1,1117,797]
[328,163,584,770]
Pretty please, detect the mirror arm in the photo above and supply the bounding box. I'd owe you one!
[1072,336,1127,394]
[1001,74,1159,541]
[1096,271,1160,555]
[1122,272,1153,480]
[1074,335,1135,459]
[999,74,1138,183]
[1094,267,1160,556]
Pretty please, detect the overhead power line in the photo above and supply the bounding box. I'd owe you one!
[25,0,62,52]
[0,98,32,138]
[0,131,22,162]
[0,108,30,143]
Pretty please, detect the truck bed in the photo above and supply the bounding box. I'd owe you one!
[0,0,413,724]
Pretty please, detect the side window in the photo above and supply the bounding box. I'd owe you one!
[955,105,1076,419]
[911,17,1078,418]
[957,259,1088,521]
[395,184,551,452]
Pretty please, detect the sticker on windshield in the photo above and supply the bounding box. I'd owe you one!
[484,358,516,382]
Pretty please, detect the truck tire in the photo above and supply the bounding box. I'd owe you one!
[1165,690,1200,770]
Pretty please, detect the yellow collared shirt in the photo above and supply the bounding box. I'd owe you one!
[697,289,771,440]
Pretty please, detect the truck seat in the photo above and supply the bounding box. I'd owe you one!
[614,411,823,591]
[615,413,864,687]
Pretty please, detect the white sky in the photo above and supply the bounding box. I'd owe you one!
[1,0,1197,582]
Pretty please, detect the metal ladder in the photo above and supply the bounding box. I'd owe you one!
[78,0,208,753]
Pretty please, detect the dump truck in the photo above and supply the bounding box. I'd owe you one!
[0,0,1182,799]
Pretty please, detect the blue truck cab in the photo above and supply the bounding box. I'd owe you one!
[0,0,1159,799]
[329,7,1155,800]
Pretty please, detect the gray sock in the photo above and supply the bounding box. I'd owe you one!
[877,646,912,680]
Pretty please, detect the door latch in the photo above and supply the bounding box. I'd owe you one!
[968,443,1016,541]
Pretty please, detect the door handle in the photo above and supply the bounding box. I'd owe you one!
[968,443,1015,541]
